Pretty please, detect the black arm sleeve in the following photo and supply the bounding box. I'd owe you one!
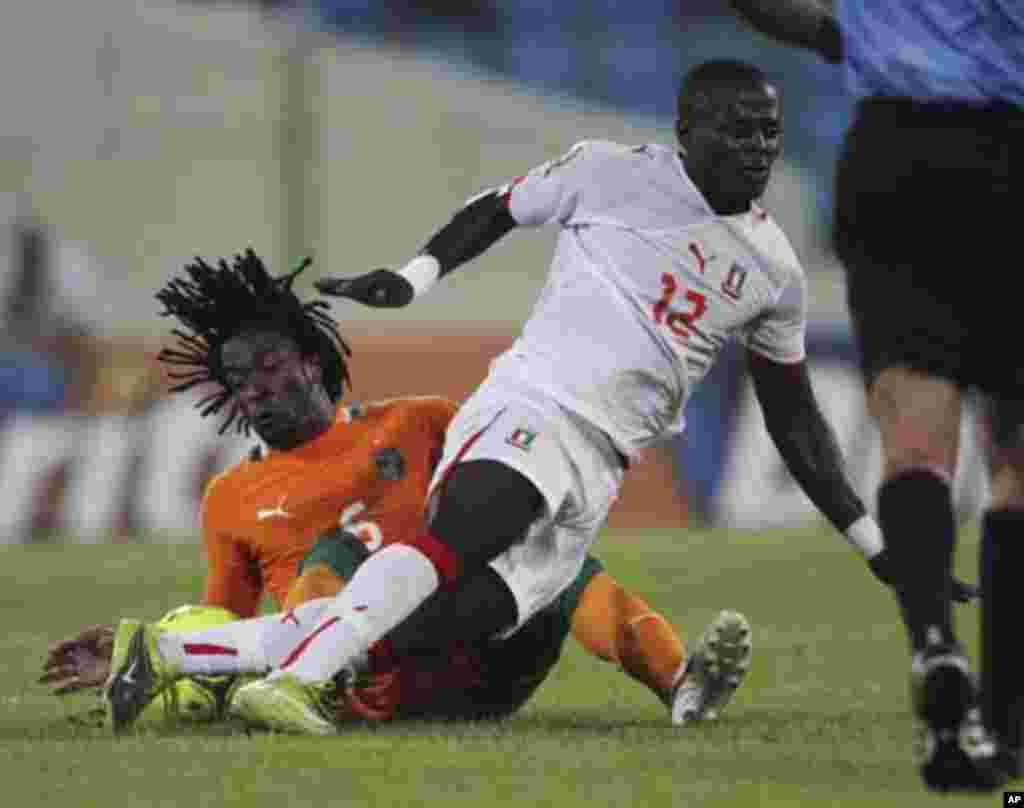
[422,190,518,277]
[747,351,865,532]
[728,0,842,63]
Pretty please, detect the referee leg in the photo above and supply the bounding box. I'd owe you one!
[979,396,1024,772]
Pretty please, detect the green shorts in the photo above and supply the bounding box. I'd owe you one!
[298,528,369,580]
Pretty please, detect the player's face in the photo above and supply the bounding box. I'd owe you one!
[218,330,333,449]
[681,83,782,214]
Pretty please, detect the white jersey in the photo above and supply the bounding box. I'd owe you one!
[489,140,807,459]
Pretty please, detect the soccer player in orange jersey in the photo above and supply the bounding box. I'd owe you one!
[44,251,749,730]
[200,391,456,619]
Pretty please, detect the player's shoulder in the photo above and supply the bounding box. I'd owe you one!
[200,447,261,513]
[537,139,643,178]
[746,203,805,281]
[563,139,667,169]
[204,448,254,492]
[570,139,633,157]
[350,396,458,429]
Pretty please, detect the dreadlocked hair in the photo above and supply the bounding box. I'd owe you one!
[156,248,351,435]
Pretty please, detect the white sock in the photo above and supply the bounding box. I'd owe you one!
[158,598,334,676]
[272,544,440,683]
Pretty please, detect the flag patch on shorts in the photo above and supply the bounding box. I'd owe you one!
[506,428,537,451]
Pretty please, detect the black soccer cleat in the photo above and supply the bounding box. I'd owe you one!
[911,642,1008,793]
[103,619,177,733]
[996,745,1023,780]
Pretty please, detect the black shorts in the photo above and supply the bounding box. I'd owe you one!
[833,96,1022,397]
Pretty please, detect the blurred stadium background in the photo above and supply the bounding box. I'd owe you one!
[0,0,990,546]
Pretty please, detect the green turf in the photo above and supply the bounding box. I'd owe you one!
[0,525,1006,807]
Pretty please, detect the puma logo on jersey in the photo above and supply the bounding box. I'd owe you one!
[257,496,291,521]
[689,242,716,274]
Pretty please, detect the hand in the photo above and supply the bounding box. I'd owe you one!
[39,624,115,695]
[315,269,414,308]
[867,550,979,604]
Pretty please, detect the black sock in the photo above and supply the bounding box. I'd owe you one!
[388,567,518,657]
[981,508,1024,750]
[877,469,957,652]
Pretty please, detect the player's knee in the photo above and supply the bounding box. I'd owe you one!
[989,465,1024,510]
[868,367,961,478]
[984,399,1024,507]
[430,459,544,566]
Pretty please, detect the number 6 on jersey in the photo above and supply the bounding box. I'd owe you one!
[339,501,384,553]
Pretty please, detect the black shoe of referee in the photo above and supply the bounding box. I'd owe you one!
[911,641,1007,793]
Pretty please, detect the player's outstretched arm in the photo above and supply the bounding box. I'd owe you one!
[727,0,842,63]
[747,351,978,602]
[747,352,868,539]
[316,190,517,307]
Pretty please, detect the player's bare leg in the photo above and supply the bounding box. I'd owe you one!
[868,366,963,653]
[868,366,1005,791]
[979,397,1024,780]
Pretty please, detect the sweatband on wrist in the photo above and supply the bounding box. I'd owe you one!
[397,254,441,298]
[845,515,884,559]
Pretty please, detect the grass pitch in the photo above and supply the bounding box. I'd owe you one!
[0,525,1005,807]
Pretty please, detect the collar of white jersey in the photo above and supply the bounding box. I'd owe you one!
[673,146,768,225]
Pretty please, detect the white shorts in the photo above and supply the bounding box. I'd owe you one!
[427,378,625,634]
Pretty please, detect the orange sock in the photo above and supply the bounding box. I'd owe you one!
[570,572,686,704]
[282,563,346,610]
[618,612,686,703]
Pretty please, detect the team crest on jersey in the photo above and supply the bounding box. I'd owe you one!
[374,448,405,480]
[505,428,537,452]
[721,263,749,301]
[345,402,364,420]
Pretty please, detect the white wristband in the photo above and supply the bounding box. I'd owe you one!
[397,254,441,299]
[844,514,884,559]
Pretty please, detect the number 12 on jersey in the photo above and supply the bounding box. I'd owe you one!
[652,273,707,340]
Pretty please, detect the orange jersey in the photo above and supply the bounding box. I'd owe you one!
[200,396,457,617]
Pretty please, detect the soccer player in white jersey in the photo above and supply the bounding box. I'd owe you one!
[107,60,964,736]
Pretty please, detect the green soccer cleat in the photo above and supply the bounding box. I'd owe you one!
[229,674,339,736]
[138,674,240,726]
[671,609,752,726]
[103,619,180,732]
